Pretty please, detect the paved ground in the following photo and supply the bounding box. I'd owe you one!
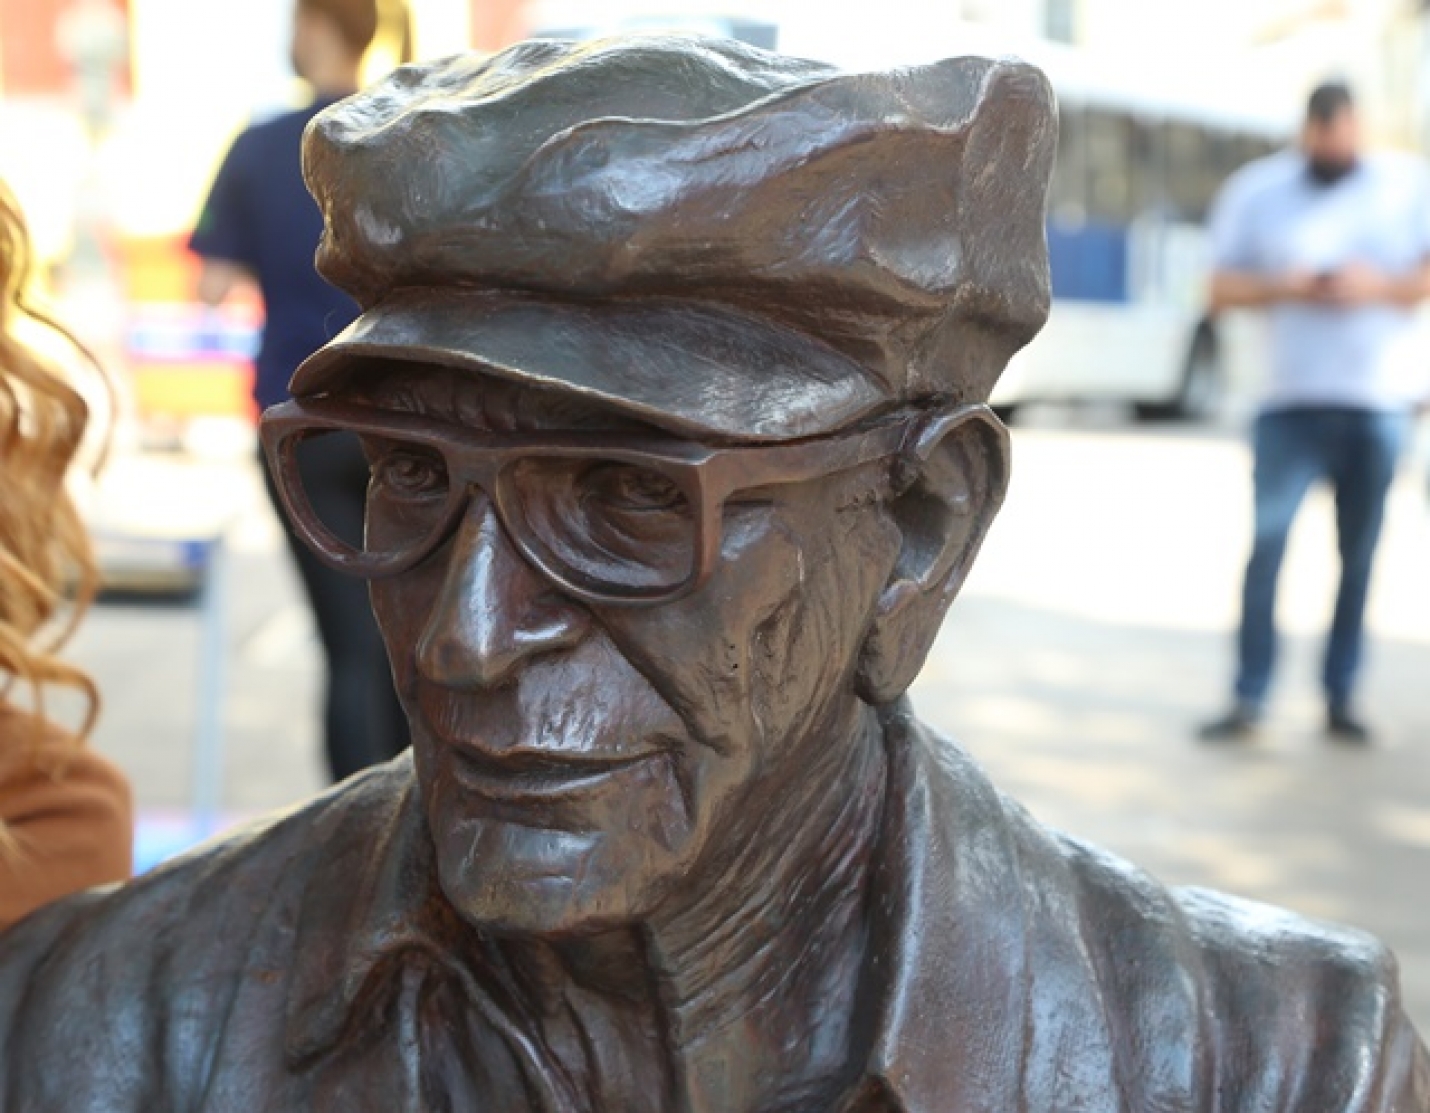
[69,411,1430,1031]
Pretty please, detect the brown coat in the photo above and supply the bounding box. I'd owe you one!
[0,703,132,930]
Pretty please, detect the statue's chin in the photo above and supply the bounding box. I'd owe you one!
[434,817,666,937]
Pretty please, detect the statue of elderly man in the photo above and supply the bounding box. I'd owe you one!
[1,36,1425,1112]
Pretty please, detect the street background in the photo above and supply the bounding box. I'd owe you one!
[2,0,1429,1039]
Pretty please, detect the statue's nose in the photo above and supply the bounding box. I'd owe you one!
[415,494,590,690]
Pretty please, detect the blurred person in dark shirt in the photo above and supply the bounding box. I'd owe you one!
[190,0,412,782]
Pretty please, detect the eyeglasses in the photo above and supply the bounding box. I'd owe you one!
[259,397,974,608]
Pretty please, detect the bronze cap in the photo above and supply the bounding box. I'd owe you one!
[295,35,1056,437]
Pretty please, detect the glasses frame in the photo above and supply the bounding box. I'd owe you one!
[259,396,981,608]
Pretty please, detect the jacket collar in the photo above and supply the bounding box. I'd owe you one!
[854,700,1033,1111]
[282,704,1050,1110]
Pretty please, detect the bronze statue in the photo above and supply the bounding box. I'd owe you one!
[1,36,1426,1111]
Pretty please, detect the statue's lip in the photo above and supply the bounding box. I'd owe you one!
[443,739,662,802]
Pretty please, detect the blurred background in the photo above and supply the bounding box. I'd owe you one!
[2,0,1428,1026]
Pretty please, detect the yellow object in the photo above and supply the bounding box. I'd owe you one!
[130,364,253,420]
[362,0,413,85]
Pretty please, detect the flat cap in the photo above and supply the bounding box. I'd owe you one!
[295,35,1056,440]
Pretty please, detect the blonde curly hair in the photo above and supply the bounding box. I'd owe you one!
[0,179,106,750]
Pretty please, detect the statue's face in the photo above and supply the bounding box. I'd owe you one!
[355,367,899,935]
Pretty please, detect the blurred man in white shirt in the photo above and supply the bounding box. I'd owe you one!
[1200,82,1430,744]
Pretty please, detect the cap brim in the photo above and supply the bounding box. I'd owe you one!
[290,288,888,441]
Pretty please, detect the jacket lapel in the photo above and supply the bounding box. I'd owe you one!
[862,701,1128,1112]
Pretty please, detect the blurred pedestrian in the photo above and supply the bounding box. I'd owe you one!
[1199,82,1430,745]
[190,0,411,782]
[0,181,132,929]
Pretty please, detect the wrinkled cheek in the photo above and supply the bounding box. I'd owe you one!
[597,514,808,751]
[745,516,878,747]
[582,524,809,882]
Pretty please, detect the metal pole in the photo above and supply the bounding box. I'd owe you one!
[191,533,226,838]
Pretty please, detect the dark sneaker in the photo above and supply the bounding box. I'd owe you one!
[1327,706,1372,746]
[1197,704,1261,743]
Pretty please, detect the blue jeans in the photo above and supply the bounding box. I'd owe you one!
[1234,407,1407,710]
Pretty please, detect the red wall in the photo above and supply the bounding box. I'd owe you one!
[0,0,131,97]
[469,0,528,51]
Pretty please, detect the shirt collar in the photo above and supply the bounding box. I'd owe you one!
[282,706,1043,1110]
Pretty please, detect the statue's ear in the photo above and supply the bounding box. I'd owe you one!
[854,406,1010,705]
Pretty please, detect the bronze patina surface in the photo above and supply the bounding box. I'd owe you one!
[0,36,1425,1112]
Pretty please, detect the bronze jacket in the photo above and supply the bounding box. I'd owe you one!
[0,704,1425,1111]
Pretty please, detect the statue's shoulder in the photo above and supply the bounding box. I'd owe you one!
[1170,883,1428,1107]
[0,756,414,1108]
[33,751,403,913]
[900,716,1428,1110]
[0,754,410,963]
[1028,802,1430,1110]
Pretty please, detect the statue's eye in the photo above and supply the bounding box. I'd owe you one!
[373,449,448,499]
[580,463,689,515]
